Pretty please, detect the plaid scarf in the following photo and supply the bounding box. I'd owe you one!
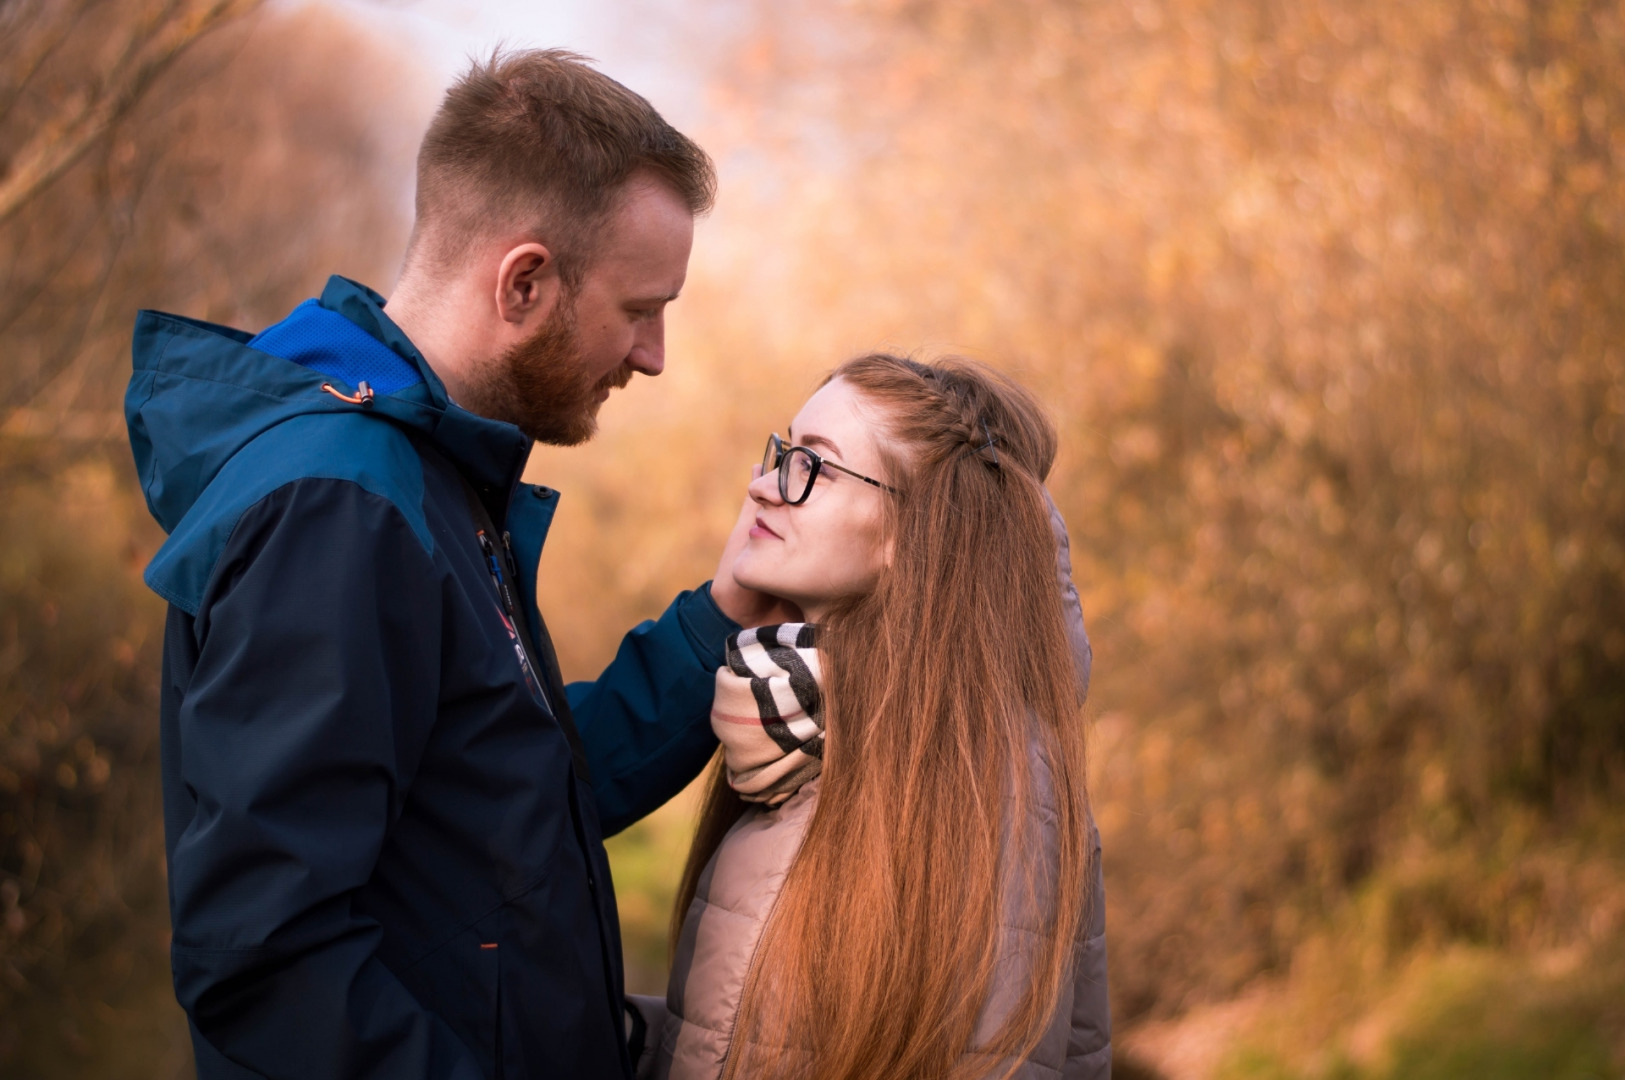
[711,623,824,806]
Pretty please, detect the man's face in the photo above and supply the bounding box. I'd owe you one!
[475,176,695,446]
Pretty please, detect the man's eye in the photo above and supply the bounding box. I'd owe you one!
[630,307,660,322]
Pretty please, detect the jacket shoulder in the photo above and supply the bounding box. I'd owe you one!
[145,413,433,615]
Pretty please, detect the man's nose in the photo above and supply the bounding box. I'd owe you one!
[627,316,665,376]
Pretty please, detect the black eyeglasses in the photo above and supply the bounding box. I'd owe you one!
[763,433,897,506]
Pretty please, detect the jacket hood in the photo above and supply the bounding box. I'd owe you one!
[127,277,540,615]
[127,276,531,535]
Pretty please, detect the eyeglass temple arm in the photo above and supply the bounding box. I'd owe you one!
[823,460,898,494]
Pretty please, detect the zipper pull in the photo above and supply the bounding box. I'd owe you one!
[478,528,524,621]
[500,531,521,578]
[477,530,504,582]
[319,381,376,408]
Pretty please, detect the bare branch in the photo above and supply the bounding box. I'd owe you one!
[0,0,96,123]
[0,0,264,226]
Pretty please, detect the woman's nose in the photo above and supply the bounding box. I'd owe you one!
[747,463,782,505]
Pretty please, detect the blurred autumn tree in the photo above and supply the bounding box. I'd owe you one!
[560,0,1625,1041]
[0,2,416,1073]
[2,0,1621,1071]
[0,0,263,227]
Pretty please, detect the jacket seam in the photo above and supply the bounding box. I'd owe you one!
[152,364,439,415]
[143,367,313,406]
[181,475,434,621]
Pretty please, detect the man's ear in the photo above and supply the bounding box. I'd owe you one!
[495,242,562,327]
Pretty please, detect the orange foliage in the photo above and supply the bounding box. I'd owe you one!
[5,0,1624,1070]
[568,0,1625,1023]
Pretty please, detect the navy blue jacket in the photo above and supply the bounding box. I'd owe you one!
[126,277,737,1079]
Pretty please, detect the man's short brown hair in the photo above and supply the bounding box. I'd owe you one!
[409,49,715,283]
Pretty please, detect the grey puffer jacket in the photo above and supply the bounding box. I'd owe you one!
[631,499,1109,1080]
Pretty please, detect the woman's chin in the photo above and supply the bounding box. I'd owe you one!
[731,551,778,594]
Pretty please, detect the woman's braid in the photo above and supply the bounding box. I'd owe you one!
[910,363,994,457]
[914,364,1002,462]
[828,352,1057,483]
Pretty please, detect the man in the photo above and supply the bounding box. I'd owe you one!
[126,51,784,1079]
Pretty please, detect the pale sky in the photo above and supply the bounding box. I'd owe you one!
[310,0,716,131]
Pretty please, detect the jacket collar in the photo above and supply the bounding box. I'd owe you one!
[128,276,536,536]
[317,276,533,500]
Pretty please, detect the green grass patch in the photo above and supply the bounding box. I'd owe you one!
[1217,942,1625,1080]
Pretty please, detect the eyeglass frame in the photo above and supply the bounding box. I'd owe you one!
[763,432,898,506]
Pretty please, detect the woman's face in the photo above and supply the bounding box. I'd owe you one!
[732,378,894,624]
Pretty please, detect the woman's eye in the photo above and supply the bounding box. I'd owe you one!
[793,454,815,483]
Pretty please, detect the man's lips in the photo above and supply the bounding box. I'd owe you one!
[750,515,782,540]
[592,365,634,404]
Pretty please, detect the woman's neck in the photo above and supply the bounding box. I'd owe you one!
[797,601,832,626]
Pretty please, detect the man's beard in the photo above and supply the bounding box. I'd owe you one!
[463,299,632,446]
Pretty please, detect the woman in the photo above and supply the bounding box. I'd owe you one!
[634,354,1108,1080]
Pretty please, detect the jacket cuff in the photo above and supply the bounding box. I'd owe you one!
[677,581,742,670]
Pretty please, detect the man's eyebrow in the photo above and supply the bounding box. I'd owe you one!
[627,291,681,306]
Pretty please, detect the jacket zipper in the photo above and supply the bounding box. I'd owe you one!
[495,529,619,1040]
[467,486,618,1056]
[478,528,596,895]
[499,527,619,1030]
[477,528,548,710]
[477,529,521,626]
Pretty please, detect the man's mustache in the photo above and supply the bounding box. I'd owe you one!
[596,364,635,394]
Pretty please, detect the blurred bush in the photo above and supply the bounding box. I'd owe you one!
[4,0,1623,1073]
[0,449,176,1070]
[589,0,1625,1038]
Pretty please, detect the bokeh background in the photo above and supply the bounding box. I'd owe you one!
[3,0,1623,1077]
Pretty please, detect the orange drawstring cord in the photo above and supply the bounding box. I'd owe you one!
[320,381,375,408]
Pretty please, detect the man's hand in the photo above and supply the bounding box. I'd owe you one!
[710,467,803,628]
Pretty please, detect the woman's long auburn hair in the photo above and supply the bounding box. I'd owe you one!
[672,354,1092,1080]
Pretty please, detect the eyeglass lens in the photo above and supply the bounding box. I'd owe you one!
[763,434,818,505]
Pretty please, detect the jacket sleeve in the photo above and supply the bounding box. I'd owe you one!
[1044,495,1108,1076]
[568,582,740,837]
[167,479,483,1080]
[1046,490,1093,702]
[969,751,1110,1079]
[1063,821,1111,1079]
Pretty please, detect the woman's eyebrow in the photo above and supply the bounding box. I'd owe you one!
[800,433,843,458]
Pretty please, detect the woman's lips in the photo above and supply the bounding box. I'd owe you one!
[750,515,782,540]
